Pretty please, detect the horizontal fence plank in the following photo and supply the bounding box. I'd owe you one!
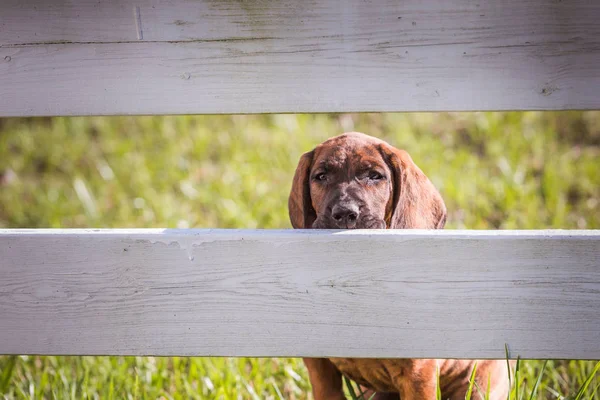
[0,0,599,115]
[0,229,598,359]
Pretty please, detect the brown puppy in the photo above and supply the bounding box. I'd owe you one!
[289,132,512,400]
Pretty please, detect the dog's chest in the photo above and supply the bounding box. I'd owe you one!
[329,358,401,392]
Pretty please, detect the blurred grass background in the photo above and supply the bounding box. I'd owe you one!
[0,112,598,399]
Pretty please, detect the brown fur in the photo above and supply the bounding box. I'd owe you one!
[289,132,512,400]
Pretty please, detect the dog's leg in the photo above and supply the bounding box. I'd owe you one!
[397,381,437,400]
[393,363,437,400]
[304,358,346,400]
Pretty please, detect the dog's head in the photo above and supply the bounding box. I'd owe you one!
[289,132,446,230]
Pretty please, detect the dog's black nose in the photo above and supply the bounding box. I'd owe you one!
[331,203,360,228]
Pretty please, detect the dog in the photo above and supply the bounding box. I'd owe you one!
[288,132,512,400]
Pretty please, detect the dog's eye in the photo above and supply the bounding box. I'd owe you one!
[368,171,384,180]
[314,172,327,181]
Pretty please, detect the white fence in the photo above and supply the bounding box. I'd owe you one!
[1,0,599,116]
[1,230,598,358]
[0,0,599,362]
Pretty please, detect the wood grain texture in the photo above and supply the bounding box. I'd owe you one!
[0,229,598,359]
[0,0,599,116]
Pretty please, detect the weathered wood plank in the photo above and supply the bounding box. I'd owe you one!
[0,229,598,359]
[0,0,599,115]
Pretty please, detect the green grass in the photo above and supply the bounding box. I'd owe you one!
[0,112,599,399]
[0,355,310,400]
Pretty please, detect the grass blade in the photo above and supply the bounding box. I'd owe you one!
[514,357,520,400]
[344,376,359,400]
[573,360,600,400]
[466,362,479,400]
[528,360,547,400]
[343,376,377,400]
[590,380,600,400]
[505,344,512,400]
[270,379,285,400]
[0,356,18,393]
[436,365,442,400]
[133,374,139,400]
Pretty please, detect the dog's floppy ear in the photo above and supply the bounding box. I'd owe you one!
[380,143,446,229]
[288,150,317,229]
